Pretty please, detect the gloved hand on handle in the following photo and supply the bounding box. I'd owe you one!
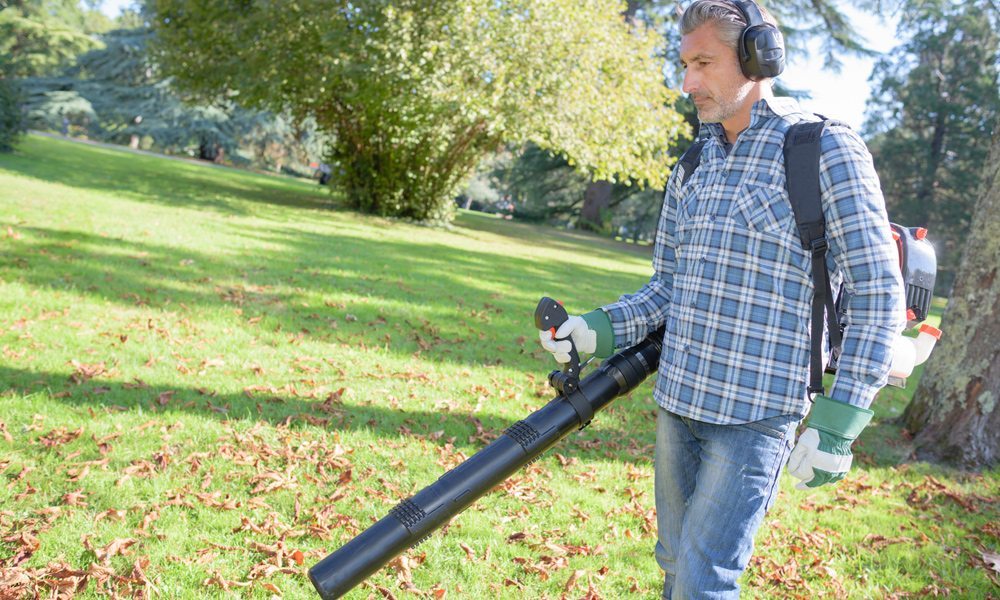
[538,310,613,364]
[787,395,873,489]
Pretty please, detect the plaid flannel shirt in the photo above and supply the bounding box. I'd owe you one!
[602,97,905,424]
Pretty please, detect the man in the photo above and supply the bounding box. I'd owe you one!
[539,1,905,597]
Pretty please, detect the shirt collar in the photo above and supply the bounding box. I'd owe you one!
[699,96,802,144]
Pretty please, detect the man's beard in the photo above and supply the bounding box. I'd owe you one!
[692,80,754,123]
[695,96,743,123]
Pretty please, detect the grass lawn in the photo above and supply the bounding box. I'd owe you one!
[1,134,997,599]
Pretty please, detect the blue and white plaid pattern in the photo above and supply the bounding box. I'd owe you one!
[603,97,905,424]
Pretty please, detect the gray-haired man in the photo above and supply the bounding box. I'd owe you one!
[540,1,904,597]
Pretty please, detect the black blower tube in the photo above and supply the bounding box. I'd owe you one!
[308,328,663,599]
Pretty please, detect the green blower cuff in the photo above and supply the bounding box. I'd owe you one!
[581,309,614,358]
[807,395,874,441]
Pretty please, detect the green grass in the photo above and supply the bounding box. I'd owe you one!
[0,134,997,599]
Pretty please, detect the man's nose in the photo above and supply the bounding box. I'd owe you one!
[682,69,698,95]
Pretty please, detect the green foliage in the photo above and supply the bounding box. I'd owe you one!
[1,135,997,598]
[0,0,108,78]
[149,0,687,222]
[864,0,1000,293]
[492,143,589,222]
[0,78,27,152]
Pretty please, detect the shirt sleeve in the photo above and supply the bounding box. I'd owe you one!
[819,125,907,409]
[599,167,680,349]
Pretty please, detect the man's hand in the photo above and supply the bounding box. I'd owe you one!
[787,395,873,490]
[538,309,615,365]
[539,315,597,364]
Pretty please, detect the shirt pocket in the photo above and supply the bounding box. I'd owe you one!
[677,180,701,223]
[732,182,793,235]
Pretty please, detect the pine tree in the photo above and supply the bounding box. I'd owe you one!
[864,0,999,293]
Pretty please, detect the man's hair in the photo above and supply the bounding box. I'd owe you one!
[679,0,779,52]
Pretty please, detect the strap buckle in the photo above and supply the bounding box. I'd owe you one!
[809,236,828,254]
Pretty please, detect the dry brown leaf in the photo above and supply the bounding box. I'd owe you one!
[458,542,476,562]
[95,508,126,523]
[38,426,84,448]
[375,585,398,599]
[95,537,138,564]
[259,581,282,596]
[61,489,88,507]
[203,570,253,591]
[69,360,107,383]
[503,577,524,589]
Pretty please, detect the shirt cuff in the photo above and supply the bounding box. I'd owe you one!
[600,301,649,350]
[828,375,882,410]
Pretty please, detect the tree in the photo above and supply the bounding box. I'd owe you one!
[0,0,109,78]
[149,0,687,222]
[902,126,1000,468]
[0,77,26,152]
[498,143,591,222]
[864,0,1000,293]
[579,0,641,233]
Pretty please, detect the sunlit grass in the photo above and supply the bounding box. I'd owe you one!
[0,134,996,598]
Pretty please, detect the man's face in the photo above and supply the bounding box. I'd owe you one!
[680,23,754,124]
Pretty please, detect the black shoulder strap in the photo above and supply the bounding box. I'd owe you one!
[784,119,844,396]
[678,138,707,187]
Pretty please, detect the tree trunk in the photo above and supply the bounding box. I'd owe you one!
[580,180,613,232]
[902,127,1000,468]
[578,0,639,233]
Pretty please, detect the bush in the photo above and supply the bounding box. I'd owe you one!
[0,78,26,152]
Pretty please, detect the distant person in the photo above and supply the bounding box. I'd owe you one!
[129,115,143,149]
[317,163,332,185]
[501,194,514,220]
[537,1,904,597]
[61,116,69,137]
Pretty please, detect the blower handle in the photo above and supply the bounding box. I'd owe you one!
[534,297,581,395]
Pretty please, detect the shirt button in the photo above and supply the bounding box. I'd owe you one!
[700,256,707,263]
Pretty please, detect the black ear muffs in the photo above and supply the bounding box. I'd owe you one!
[731,0,785,80]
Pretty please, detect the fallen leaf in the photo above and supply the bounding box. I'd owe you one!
[95,508,127,523]
[260,581,282,595]
[62,489,88,507]
[563,569,586,594]
[459,542,476,562]
[94,538,138,564]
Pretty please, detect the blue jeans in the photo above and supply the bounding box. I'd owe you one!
[654,407,799,599]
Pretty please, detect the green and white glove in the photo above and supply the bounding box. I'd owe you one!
[538,310,614,364]
[787,395,873,490]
